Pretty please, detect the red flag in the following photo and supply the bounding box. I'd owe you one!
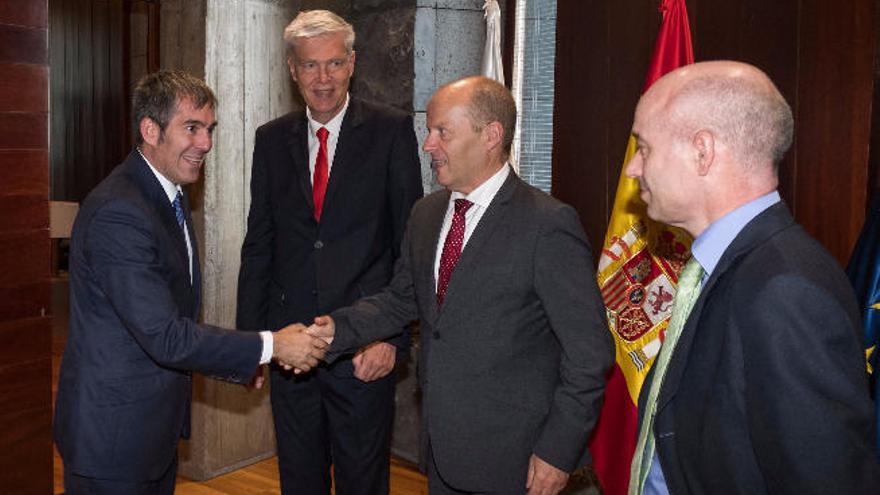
[588,2,694,494]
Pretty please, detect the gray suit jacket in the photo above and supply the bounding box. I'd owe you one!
[329,170,613,491]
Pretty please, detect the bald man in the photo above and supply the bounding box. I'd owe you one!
[310,76,612,495]
[626,60,880,494]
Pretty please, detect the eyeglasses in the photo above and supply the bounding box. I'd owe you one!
[295,56,352,76]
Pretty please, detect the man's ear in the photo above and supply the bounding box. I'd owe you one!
[693,129,715,176]
[483,121,503,154]
[140,117,160,147]
[287,56,298,82]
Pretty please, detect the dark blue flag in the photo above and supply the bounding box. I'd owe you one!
[847,194,880,460]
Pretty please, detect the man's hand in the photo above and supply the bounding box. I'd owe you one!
[352,341,396,382]
[248,365,266,389]
[526,454,569,495]
[273,322,328,373]
[307,315,335,345]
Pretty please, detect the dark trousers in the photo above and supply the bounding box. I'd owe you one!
[270,361,396,495]
[64,456,177,495]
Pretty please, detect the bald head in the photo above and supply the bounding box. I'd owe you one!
[435,76,517,159]
[643,61,793,171]
[627,61,793,236]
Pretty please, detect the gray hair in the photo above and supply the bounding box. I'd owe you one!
[283,10,355,57]
[667,73,793,168]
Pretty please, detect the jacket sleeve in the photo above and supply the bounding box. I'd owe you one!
[327,216,421,362]
[85,199,262,382]
[531,204,614,472]
[380,112,424,351]
[236,127,274,332]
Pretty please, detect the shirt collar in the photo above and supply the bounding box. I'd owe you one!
[307,93,350,138]
[691,190,781,277]
[450,164,510,208]
[138,149,181,203]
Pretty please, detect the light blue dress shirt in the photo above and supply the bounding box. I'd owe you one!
[643,190,781,495]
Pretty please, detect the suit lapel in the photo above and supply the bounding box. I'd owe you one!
[657,203,796,411]
[322,98,366,218]
[126,152,189,262]
[437,171,518,317]
[285,113,314,213]
[416,191,451,325]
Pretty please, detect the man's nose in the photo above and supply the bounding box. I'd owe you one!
[195,131,212,152]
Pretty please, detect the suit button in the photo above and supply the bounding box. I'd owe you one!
[311,290,318,296]
[314,240,324,249]
[432,332,440,339]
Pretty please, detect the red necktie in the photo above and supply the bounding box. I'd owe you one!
[437,199,473,306]
[313,127,329,221]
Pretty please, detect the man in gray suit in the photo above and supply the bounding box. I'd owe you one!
[309,76,613,494]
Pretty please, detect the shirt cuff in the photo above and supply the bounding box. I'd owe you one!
[259,331,273,364]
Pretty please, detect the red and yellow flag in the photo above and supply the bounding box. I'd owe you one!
[588,2,694,494]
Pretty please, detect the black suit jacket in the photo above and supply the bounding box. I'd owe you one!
[328,171,614,491]
[644,202,880,494]
[54,151,262,481]
[236,98,423,365]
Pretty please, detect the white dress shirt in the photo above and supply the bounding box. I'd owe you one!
[306,94,350,183]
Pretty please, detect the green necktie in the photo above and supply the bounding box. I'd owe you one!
[629,257,705,495]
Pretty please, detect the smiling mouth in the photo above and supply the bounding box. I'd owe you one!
[431,159,448,169]
[183,156,205,166]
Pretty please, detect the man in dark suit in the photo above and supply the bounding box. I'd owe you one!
[53,70,328,495]
[309,76,613,494]
[625,60,880,494]
[235,10,423,495]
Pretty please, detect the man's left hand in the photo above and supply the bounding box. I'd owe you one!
[526,454,569,495]
[352,341,396,382]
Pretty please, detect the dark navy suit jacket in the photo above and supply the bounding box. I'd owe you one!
[54,151,262,481]
[642,203,880,494]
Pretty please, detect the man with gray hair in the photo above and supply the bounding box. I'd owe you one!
[626,60,880,494]
[236,9,423,495]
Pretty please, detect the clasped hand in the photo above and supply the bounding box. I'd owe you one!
[272,319,335,373]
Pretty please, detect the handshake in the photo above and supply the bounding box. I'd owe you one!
[271,315,337,374]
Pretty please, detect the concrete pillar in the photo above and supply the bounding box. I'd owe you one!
[161,0,296,480]
[414,0,487,192]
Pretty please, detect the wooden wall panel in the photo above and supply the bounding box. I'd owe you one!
[0,24,47,64]
[0,1,52,493]
[552,0,658,256]
[0,150,49,194]
[553,0,875,266]
[0,63,48,112]
[793,0,874,262]
[0,0,49,28]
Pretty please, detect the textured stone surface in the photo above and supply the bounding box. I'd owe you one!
[351,6,415,111]
[434,7,485,87]
[413,6,436,111]
[436,0,484,9]
[170,0,297,480]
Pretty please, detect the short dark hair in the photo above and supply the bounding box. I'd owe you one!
[132,70,216,144]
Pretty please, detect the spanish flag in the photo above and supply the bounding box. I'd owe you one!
[588,1,694,494]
